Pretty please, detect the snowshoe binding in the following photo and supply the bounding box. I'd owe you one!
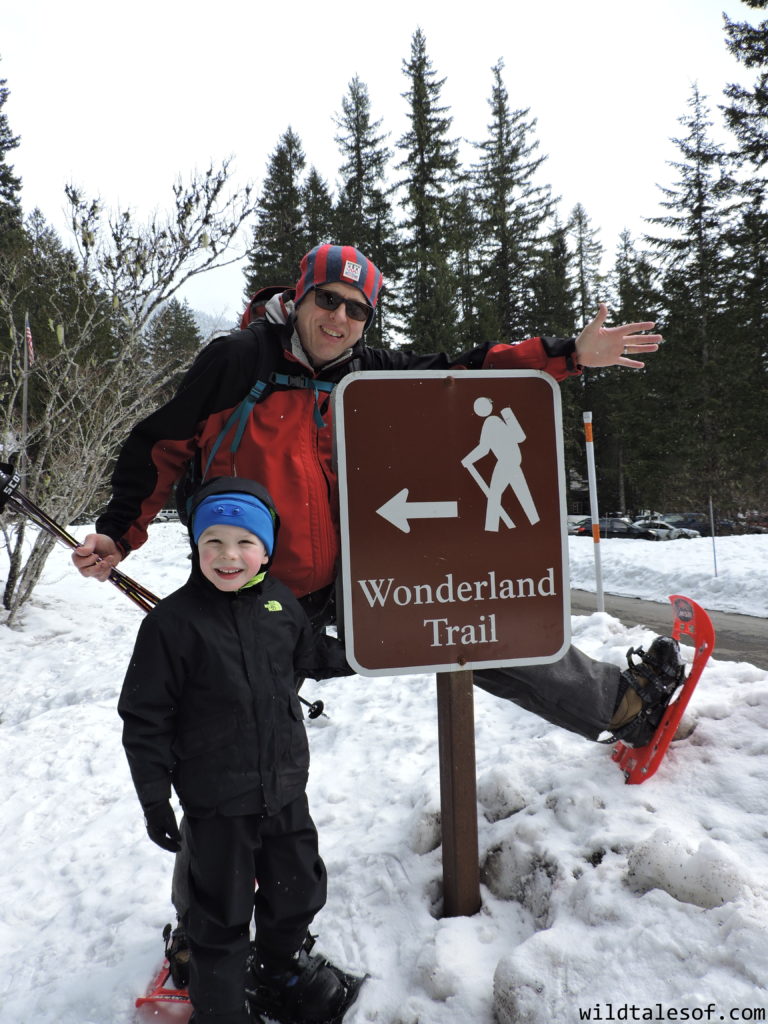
[245,934,365,1024]
[164,921,191,989]
[609,635,686,748]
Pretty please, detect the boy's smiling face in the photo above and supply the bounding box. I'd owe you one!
[197,523,269,592]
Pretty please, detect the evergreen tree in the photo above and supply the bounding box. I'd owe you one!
[529,219,577,337]
[644,86,737,509]
[589,231,662,512]
[334,75,400,347]
[722,0,768,168]
[721,0,768,508]
[1,209,114,369]
[144,297,203,400]
[243,128,308,297]
[334,76,393,250]
[610,230,660,326]
[473,59,555,340]
[720,183,768,509]
[447,185,484,350]
[301,167,335,250]
[527,219,584,500]
[396,29,461,353]
[568,203,605,326]
[564,203,607,504]
[0,64,23,249]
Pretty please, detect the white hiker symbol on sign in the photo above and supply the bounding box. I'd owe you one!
[461,396,540,531]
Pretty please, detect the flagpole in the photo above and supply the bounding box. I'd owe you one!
[20,312,30,484]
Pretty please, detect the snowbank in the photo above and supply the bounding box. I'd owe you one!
[1,526,767,1023]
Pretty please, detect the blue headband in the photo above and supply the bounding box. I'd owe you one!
[192,493,275,554]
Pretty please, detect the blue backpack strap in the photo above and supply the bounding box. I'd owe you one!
[201,378,271,480]
[271,373,334,427]
[202,373,336,481]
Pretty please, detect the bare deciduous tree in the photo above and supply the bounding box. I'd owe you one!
[1,163,255,623]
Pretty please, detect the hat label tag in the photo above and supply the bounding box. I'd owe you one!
[342,259,362,282]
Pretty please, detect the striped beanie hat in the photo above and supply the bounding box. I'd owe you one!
[294,244,383,315]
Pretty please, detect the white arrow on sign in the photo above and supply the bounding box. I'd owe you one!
[376,487,459,534]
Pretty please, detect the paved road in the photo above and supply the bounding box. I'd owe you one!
[570,590,768,670]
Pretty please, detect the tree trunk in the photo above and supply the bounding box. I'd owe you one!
[2,518,25,611]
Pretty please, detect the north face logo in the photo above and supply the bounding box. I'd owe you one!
[342,259,362,283]
[264,600,282,612]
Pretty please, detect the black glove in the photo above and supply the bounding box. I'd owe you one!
[143,800,182,853]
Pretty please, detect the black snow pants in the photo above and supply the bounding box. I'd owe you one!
[182,794,327,1023]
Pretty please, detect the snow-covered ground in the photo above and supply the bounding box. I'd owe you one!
[1,527,767,1024]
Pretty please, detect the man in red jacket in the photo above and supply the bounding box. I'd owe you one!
[73,243,680,747]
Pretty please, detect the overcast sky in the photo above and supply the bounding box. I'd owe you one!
[2,0,760,322]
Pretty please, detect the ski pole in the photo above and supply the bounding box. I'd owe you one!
[299,696,327,719]
[0,464,159,613]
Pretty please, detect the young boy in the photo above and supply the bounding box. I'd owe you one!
[119,477,349,1024]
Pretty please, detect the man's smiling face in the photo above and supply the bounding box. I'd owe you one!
[294,281,367,367]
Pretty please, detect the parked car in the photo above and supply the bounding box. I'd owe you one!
[567,515,591,535]
[741,513,768,534]
[571,517,660,540]
[633,518,701,540]
[152,508,180,523]
[662,512,738,537]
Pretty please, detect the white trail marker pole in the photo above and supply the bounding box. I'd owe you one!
[582,411,605,613]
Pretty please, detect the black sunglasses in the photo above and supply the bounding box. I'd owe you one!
[313,286,372,323]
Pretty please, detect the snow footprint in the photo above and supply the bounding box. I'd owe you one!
[405,785,442,854]
[476,766,528,822]
[481,838,557,926]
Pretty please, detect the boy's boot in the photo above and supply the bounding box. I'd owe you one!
[608,636,685,747]
[163,920,191,989]
[247,935,346,1024]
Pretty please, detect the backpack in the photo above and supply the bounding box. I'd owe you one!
[239,285,291,330]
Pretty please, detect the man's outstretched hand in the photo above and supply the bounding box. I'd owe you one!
[575,303,662,369]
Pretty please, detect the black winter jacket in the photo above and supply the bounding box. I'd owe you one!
[118,563,316,818]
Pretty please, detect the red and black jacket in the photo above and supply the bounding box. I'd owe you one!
[97,317,579,599]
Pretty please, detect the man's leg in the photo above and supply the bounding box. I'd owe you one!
[322,579,672,746]
[325,578,620,740]
[472,645,620,741]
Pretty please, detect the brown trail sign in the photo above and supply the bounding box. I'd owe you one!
[333,369,570,918]
[334,370,570,676]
